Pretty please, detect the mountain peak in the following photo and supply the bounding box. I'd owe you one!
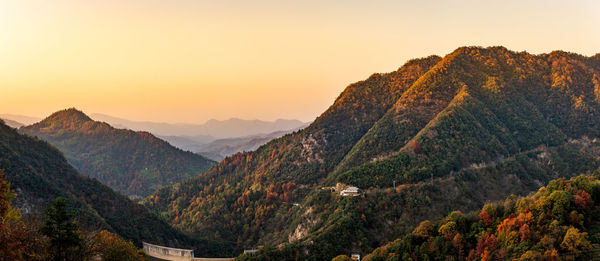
[30,108,94,131]
[46,108,92,123]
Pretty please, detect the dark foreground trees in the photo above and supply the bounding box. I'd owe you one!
[41,197,83,261]
[0,171,147,261]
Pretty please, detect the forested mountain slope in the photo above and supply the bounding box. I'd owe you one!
[146,47,600,259]
[359,174,600,260]
[244,174,600,260]
[20,109,215,197]
[0,120,232,256]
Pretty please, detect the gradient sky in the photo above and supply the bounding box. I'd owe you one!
[1,0,599,123]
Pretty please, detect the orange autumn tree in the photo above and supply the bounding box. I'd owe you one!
[90,230,147,261]
[0,170,34,260]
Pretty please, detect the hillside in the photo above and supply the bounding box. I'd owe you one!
[0,121,232,256]
[360,174,600,260]
[244,174,600,260]
[145,47,600,259]
[20,109,215,197]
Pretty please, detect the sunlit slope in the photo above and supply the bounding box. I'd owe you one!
[147,47,600,258]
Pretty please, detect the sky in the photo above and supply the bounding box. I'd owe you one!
[1,0,599,124]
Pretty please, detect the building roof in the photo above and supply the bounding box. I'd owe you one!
[342,186,359,192]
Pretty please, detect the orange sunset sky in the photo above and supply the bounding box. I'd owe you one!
[1,0,599,123]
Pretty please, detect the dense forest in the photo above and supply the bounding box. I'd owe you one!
[20,109,215,197]
[240,174,600,260]
[1,169,148,260]
[0,120,233,257]
[361,174,600,260]
[144,47,600,259]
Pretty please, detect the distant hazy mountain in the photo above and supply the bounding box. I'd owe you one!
[189,118,307,138]
[159,134,217,146]
[161,128,306,161]
[90,113,307,138]
[0,114,41,125]
[199,130,295,160]
[0,118,24,128]
[21,108,215,197]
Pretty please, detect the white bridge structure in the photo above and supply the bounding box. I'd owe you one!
[142,242,233,261]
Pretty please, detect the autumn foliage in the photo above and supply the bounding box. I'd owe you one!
[363,175,600,260]
[147,46,600,259]
[0,170,32,260]
[90,230,147,261]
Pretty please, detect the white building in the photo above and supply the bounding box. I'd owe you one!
[243,249,259,255]
[340,186,360,196]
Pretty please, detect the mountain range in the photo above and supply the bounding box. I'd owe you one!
[144,46,600,259]
[4,46,599,260]
[0,112,308,161]
[90,113,308,161]
[20,109,216,198]
[90,113,307,138]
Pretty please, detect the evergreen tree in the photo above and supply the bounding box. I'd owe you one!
[41,197,83,261]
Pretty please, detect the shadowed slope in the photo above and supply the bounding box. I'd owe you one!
[0,121,234,257]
